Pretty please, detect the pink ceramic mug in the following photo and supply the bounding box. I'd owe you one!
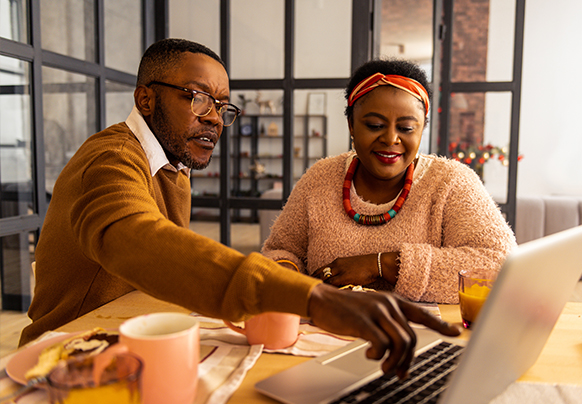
[119,313,199,404]
[224,312,300,349]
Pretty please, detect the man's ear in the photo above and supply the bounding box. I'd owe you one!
[134,85,154,117]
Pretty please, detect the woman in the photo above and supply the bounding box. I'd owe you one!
[261,58,516,303]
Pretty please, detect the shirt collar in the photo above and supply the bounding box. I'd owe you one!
[125,105,190,178]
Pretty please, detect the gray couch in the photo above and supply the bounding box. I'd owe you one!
[514,195,582,244]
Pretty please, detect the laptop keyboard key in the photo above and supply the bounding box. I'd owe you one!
[330,342,464,404]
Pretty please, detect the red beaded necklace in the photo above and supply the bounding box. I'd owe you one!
[342,157,414,225]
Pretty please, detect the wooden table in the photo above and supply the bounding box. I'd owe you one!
[54,291,582,403]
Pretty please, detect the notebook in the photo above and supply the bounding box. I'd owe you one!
[255,225,582,404]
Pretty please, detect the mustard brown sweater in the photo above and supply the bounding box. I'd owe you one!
[20,123,319,345]
[262,152,516,304]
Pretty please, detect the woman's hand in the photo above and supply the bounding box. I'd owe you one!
[312,252,399,286]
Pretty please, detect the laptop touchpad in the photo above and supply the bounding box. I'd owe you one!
[324,348,382,377]
[323,328,443,377]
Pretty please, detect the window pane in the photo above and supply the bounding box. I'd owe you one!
[189,217,220,238]
[486,0,515,81]
[0,56,34,219]
[294,0,352,79]
[482,92,512,202]
[43,67,97,195]
[40,0,96,62]
[105,80,134,127]
[1,231,36,311]
[452,0,515,82]
[294,88,346,160]
[189,219,263,254]
[104,0,142,74]
[169,0,220,53]
[191,138,221,198]
[447,92,512,202]
[258,196,282,248]
[0,0,29,43]
[292,114,326,182]
[230,90,284,199]
[230,0,284,79]
[379,0,433,74]
[230,219,261,254]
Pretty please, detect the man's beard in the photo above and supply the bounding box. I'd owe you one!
[151,98,212,171]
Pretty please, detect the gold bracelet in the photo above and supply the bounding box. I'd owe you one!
[276,259,299,272]
[377,252,383,278]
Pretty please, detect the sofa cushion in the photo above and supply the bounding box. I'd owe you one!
[515,196,545,244]
[544,196,581,236]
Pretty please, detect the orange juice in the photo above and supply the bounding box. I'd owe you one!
[60,381,140,404]
[47,352,142,404]
[459,283,491,328]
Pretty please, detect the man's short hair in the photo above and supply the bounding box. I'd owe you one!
[136,38,225,86]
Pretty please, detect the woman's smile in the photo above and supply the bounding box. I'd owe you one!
[374,151,402,165]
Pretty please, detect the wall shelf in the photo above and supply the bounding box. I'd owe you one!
[190,114,327,222]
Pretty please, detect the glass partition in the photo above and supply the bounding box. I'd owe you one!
[169,0,220,52]
[189,218,264,255]
[230,0,284,79]
[1,231,36,311]
[452,0,515,82]
[294,0,352,79]
[0,0,29,43]
[105,80,135,127]
[40,0,96,62]
[190,138,221,198]
[231,210,262,254]
[104,0,142,74]
[292,89,348,183]
[230,90,284,204]
[379,0,433,67]
[190,207,220,224]
[294,88,347,159]
[447,91,512,202]
[0,56,34,219]
[42,67,97,195]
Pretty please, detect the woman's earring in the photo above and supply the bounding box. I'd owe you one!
[351,137,355,153]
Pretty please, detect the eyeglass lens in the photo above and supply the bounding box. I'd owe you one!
[191,93,238,126]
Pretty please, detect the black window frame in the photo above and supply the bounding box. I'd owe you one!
[0,0,164,311]
[434,0,526,228]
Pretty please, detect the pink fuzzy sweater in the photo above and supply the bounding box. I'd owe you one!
[262,152,516,304]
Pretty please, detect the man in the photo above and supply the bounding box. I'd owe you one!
[21,39,459,378]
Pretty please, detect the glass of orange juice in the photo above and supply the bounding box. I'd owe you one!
[47,352,142,404]
[458,269,497,329]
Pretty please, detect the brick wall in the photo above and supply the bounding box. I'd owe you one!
[448,0,490,147]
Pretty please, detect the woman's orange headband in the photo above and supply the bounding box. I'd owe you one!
[348,73,430,117]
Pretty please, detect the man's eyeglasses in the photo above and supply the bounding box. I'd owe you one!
[147,81,241,127]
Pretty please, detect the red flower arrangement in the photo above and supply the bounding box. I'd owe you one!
[448,142,523,179]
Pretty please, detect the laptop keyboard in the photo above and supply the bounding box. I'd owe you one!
[330,341,464,404]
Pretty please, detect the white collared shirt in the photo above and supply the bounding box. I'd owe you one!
[125,105,190,178]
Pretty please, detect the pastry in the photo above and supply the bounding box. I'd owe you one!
[25,327,119,380]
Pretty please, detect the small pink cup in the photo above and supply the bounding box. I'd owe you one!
[119,313,199,404]
[224,312,300,349]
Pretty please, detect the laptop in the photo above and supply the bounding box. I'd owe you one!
[255,225,582,404]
